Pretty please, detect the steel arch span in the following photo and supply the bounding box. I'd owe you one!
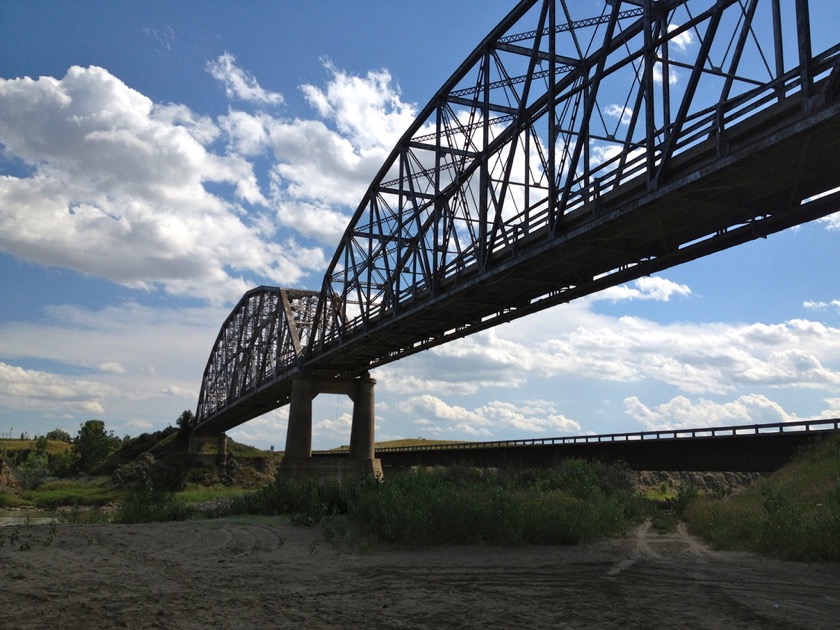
[197,0,840,433]
[196,287,326,425]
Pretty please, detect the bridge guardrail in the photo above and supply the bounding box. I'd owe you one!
[348,418,840,455]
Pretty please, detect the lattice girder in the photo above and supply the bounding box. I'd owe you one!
[196,287,322,421]
[307,0,835,362]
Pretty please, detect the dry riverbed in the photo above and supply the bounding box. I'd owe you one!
[1,517,838,629]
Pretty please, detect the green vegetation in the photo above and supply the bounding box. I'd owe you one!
[4,412,837,560]
[0,438,72,457]
[178,484,249,505]
[1,419,122,490]
[1,436,74,488]
[70,420,123,474]
[685,434,840,561]
[0,411,277,516]
[22,478,122,508]
[0,492,27,508]
[113,480,190,524]
[225,459,646,547]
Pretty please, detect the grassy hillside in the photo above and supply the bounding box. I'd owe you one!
[685,433,840,561]
[0,428,281,508]
[376,438,467,449]
[328,438,466,451]
[0,439,72,456]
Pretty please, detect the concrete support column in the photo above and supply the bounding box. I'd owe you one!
[349,372,376,461]
[216,433,228,466]
[188,431,227,466]
[284,377,314,459]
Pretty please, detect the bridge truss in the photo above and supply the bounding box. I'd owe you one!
[197,0,840,430]
[197,288,323,422]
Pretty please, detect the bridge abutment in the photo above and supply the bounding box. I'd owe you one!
[281,372,382,480]
[188,431,228,466]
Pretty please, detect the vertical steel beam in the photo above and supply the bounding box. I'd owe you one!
[771,0,784,83]
[547,0,557,232]
[280,289,303,356]
[796,0,813,99]
[479,50,491,271]
[643,0,657,187]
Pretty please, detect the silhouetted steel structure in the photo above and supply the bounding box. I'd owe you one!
[196,0,840,438]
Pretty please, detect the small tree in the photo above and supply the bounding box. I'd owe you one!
[45,429,72,442]
[35,435,49,455]
[73,420,121,474]
[176,410,196,434]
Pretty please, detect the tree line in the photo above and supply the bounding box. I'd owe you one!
[3,412,195,486]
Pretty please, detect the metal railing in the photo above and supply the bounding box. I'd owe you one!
[360,418,840,454]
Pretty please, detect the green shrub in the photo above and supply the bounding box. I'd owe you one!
[672,483,700,516]
[226,461,642,547]
[113,480,191,523]
[228,475,347,525]
[17,451,53,490]
[344,467,633,546]
[686,434,840,561]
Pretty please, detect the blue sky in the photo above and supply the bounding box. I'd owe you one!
[1,1,839,450]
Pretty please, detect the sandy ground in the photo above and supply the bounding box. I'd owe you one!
[1,517,838,629]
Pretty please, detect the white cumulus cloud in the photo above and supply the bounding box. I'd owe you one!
[623,393,796,431]
[0,362,107,416]
[0,65,323,302]
[397,394,580,437]
[206,52,284,105]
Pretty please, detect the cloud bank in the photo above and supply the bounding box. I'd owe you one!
[0,58,416,302]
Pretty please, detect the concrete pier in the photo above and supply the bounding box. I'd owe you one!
[188,431,228,466]
[281,372,382,480]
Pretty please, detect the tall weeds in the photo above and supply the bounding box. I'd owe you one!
[685,434,840,561]
[229,459,643,547]
[113,480,190,524]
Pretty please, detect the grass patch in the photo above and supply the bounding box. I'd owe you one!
[0,492,27,508]
[0,439,72,456]
[21,477,122,508]
[685,434,840,561]
[650,509,680,533]
[57,506,112,524]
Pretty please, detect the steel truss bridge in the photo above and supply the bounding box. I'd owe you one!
[195,0,840,444]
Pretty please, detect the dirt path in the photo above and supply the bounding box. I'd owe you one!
[1,518,837,629]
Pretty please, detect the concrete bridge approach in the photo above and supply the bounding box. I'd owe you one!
[352,418,840,473]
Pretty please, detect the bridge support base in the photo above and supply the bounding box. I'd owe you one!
[281,456,383,482]
[281,372,382,480]
[188,431,227,466]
